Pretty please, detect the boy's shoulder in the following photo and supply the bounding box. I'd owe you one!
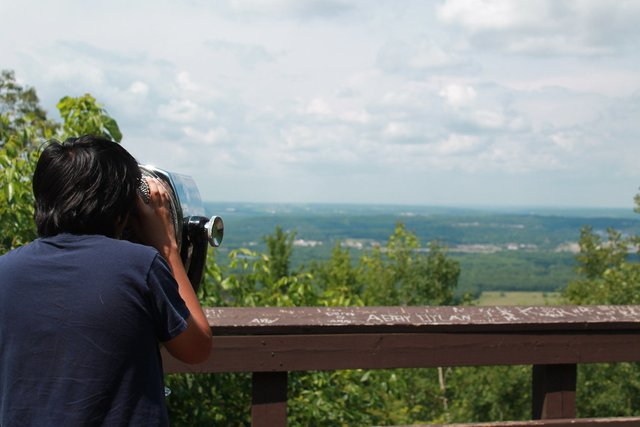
[1,234,159,268]
[80,234,161,265]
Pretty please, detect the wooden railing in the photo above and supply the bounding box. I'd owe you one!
[162,305,640,426]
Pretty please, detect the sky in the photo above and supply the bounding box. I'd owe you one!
[2,0,640,208]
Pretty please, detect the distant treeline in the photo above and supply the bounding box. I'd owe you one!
[207,202,640,250]
[205,202,639,295]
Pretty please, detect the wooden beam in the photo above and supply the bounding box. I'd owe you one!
[532,364,577,419]
[252,371,287,427]
[203,306,640,335]
[163,331,640,373]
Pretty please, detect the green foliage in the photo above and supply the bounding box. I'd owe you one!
[575,363,640,418]
[0,70,56,252]
[288,368,449,426]
[360,223,460,306]
[311,243,363,306]
[0,138,39,251]
[564,226,640,304]
[561,195,640,418]
[165,372,252,426]
[0,70,123,254]
[264,225,294,280]
[57,94,122,142]
[0,70,58,148]
[167,224,467,425]
[455,251,577,295]
[446,366,531,423]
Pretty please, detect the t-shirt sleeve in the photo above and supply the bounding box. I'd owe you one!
[146,253,191,342]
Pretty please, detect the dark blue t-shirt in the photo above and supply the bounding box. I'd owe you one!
[0,234,190,426]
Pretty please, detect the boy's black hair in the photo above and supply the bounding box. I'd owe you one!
[33,135,141,237]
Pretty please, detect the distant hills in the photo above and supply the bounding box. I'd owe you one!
[204,202,640,251]
[202,202,640,296]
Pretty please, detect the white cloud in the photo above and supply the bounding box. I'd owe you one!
[228,0,355,20]
[511,87,608,130]
[128,81,149,96]
[471,109,506,130]
[550,131,579,152]
[279,123,360,169]
[302,96,370,125]
[306,98,332,116]
[182,125,230,146]
[44,60,106,88]
[157,99,215,124]
[383,122,413,140]
[438,0,550,32]
[341,109,370,124]
[377,37,466,76]
[205,39,276,69]
[435,134,481,155]
[438,0,640,55]
[439,84,477,108]
[281,125,320,151]
[176,71,199,92]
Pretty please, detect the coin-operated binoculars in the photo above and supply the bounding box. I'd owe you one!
[138,165,223,291]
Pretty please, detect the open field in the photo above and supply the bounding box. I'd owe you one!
[476,291,562,306]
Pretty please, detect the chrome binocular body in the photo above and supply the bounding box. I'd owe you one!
[138,165,223,290]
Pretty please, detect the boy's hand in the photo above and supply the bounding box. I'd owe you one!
[130,177,178,258]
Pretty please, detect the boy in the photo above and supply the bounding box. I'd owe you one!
[0,135,212,426]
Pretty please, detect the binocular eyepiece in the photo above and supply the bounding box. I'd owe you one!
[137,165,223,291]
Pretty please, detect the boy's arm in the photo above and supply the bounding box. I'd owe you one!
[159,246,212,364]
[131,177,212,364]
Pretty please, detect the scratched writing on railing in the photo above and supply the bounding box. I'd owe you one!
[324,309,356,324]
[366,314,413,323]
[207,305,640,327]
[363,312,473,324]
[250,318,279,324]
[354,306,640,325]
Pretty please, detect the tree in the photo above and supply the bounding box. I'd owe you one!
[0,70,58,148]
[561,194,640,418]
[564,226,640,305]
[398,241,459,306]
[312,243,363,306]
[446,365,532,423]
[0,138,39,251]
[360,223,460,306]
[0,70,124,253]
[0,71,61,251]
[264,225,295,282]
[57,94,122,142]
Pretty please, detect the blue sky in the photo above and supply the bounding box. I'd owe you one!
[2,0,640,208]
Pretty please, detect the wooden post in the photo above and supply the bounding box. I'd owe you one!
[532,364,577,419]
[252,371,288,427]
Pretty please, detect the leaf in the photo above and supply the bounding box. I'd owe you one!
[103,116,122,142]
